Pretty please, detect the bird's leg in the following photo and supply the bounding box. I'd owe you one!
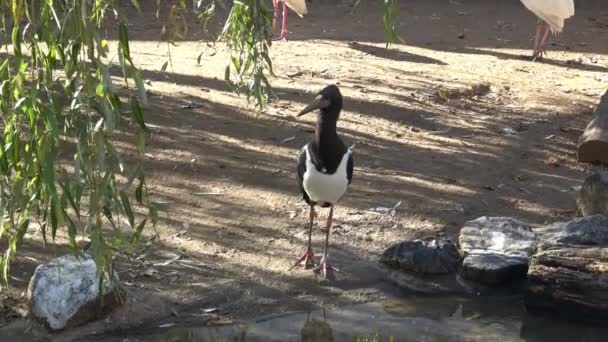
[281,3,289,39]
[273,2,289,41]
[315,206,339,279]
[533,23,551,62]
[272,0,280,36]
[289,205,316,270]
[532,21,542,58]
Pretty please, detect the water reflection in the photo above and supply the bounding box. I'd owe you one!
[301,311,334,342]
[133,296,608,342]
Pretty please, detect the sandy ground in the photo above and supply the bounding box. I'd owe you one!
[2,0,608,339]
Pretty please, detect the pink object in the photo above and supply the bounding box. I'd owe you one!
[272,0,307,41]
[289,206,317,270]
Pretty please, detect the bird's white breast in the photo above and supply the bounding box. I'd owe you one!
[302,146,351,206]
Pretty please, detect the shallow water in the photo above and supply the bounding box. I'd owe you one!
[108,295,608,342]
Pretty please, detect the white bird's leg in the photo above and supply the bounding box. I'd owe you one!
[533,23,551,62]
[315,206,339,279]
[289,205,316,270]
[272,0,280,36]
[532,22,542,58]
[281,3,289,39]
[273,2,289,41]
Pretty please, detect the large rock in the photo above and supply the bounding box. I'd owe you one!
[27,254,123,331]
[526,215,608,317]
[380,238,462,274]
[536,215,608,248]
[526,246,608,318]
[460,254,529,286]
[576,172,608,217]
[459,217,536,285]
[577,89,608,164]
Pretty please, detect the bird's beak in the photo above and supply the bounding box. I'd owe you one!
[297,95,330,117]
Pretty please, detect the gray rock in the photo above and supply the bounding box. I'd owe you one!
[27,254,123,331]
[576,172,608,217]
[526,246,608,319]
[536,215,608,249]
[461,254,528,285]
[527,215,608,318]
[380,238,462,274]
[459,217,536,285]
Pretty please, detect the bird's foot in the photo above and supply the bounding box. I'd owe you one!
[289,248,316,270]
[531,49,546,62]
[272,31,288,41]
[314,256,339,280]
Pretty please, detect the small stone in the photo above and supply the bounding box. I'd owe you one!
[576,172,608,216]
[286,70,303,78]
[459,217,536,285]
[380,238,462,274]
[27,254,123,331]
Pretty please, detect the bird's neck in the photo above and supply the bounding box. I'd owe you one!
[314,112,338,146]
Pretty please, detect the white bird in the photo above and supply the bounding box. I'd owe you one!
[520,0,575,61]
[272,0,307,41]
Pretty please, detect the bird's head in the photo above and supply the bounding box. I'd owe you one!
[297,84,343,118]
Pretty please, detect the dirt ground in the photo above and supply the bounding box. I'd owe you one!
[2,0,608,339]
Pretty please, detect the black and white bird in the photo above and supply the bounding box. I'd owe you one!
[291,84,353,279]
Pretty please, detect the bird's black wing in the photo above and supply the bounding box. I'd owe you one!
[347,151,354,184]
[297,147,306,188]
[297,146,313,205]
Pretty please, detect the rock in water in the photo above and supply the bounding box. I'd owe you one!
[459,217,536,285]
[27,254,123,331]
[526,247,608,318]
[577,172,608,217]
[526,215,608,318]
[380,239,462,274]
[461,254,529,285]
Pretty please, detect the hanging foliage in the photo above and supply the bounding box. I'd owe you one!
[0,0,155,286]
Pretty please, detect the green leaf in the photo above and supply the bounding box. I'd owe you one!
[63,208,78,251]
[50,198,58,241]
[15,217,29,247]
[118,22,132,60]
[130,218,146,243]
[102,204,117,229]
[381,0,400,48]
[131,0,142,11]
[0,255,6,287]
[149,204,158,226]
[120,191,135,228]
[129,96,147,131]
[135,175,144,204]
[60,180,80,219]
[41,207,48,245]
